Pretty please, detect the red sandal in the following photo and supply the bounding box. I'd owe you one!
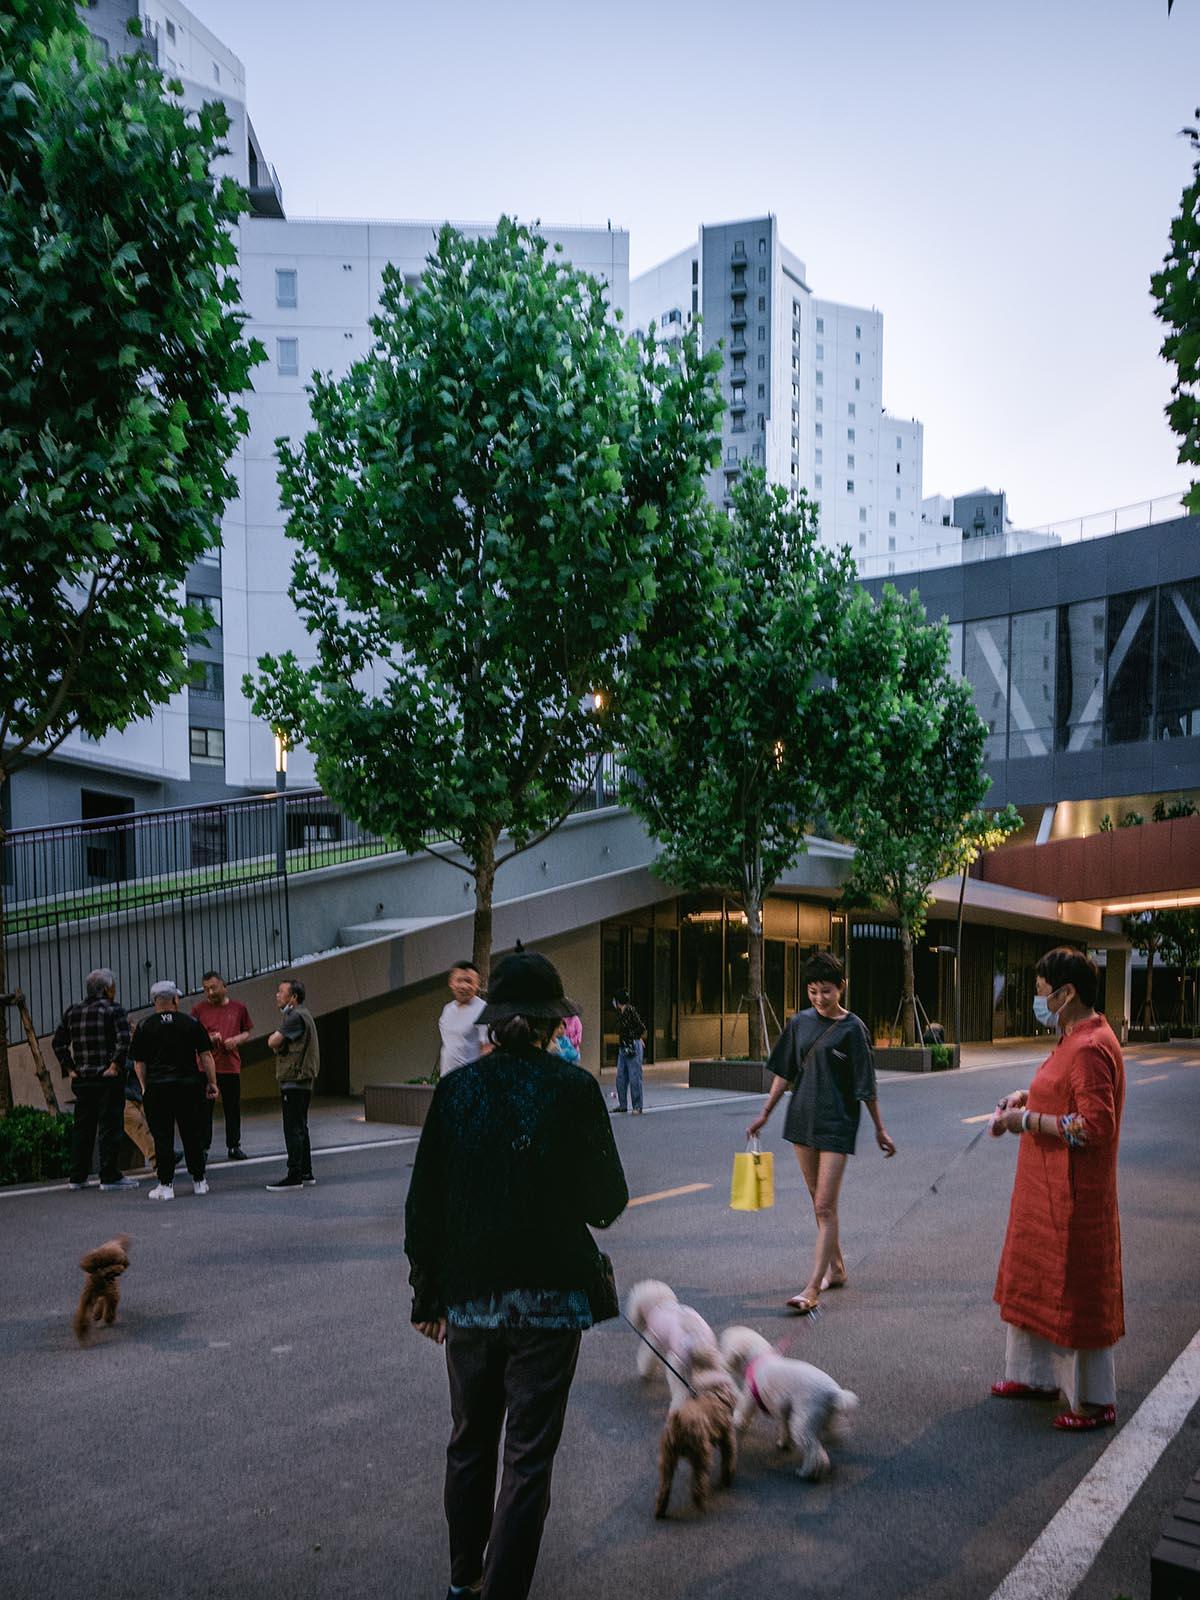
[991,1381,1059,1399]
[1053,1405,1116,1431]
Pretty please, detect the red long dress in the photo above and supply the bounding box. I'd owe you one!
[994,1015,1125,1351]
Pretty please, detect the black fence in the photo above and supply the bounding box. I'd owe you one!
[3,755,630,1039]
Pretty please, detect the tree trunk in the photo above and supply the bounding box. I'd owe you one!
[471,829,498,988]
[1144,949,1156,1026]
[899,921,917,1046]
[0,815,12,1117]
[14,990,59,1114]
[746,895,765,1062]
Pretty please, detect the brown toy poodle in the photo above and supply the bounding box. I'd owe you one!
[653,1351,739,1518]
[74,1235,130,1343]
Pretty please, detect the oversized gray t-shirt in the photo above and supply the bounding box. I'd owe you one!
[767,1008,877,1154]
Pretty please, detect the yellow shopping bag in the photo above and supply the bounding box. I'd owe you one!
[730,1139,774,1211]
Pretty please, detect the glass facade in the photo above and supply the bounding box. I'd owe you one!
[1104,588,1154,746]
[1008,608,1054,757]
[1157,578,1200,739]
[1055,598,1104,752]
[964,618,1009,762]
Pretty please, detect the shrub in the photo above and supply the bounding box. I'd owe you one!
[929,1043,955,1070]
[0,1107,74,1186]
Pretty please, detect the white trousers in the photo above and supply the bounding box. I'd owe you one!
[1004,1322,1117,1412]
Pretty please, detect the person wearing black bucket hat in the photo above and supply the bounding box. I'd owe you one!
[405,944,628,1600]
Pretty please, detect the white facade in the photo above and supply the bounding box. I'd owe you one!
[630,216,923,571]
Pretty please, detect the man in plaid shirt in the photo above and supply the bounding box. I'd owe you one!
[52,968,140,1191]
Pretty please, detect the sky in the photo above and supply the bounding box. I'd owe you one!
[191,0,1200,526]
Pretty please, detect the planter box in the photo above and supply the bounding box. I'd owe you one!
[689,1059,771,1092]
[364,1081,436,1126]
[875,1045,960,1074]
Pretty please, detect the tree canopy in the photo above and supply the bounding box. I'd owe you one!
[0,0,261,1112]
[249,219,724,978]
[1151,110,1200,513]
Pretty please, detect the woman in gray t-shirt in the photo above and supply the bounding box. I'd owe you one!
[747,951,895,1315]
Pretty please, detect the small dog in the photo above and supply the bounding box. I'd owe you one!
[654,1349,739,1518]
[625,1279,725,1412]
[719,1325,857,1480]
[74,1235,130,1343]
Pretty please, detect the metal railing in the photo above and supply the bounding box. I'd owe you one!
[3,754,630,1038]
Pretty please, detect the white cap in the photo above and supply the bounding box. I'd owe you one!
[149,980,182,1000]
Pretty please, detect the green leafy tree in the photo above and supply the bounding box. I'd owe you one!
[1151,111,1200,513]
[0,1,261,1114]
[622,470,854,1060]
[1157,908,1200,1025]
[248,220,723,980]
[1123,912,1165,1027]
[817,588,1022,1046]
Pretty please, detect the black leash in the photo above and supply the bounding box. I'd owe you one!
[621,1314,699,1397]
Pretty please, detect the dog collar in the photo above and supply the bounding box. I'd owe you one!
[745,1355,770,1415]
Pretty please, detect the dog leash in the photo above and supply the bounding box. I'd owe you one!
[621,1314,699,1397]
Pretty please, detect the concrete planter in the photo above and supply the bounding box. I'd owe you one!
[875,1046,960,1073]
[689,1059,772,1092]
[364,1081,436,1126]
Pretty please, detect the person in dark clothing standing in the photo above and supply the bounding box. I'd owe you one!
[52,968,140,1192]
[131,982,218,1201]
[406,947,628,1600]
[612,988,647,1114]
[265,978,319,1191]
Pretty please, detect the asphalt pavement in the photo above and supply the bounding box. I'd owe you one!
[1,1043,1197,1600]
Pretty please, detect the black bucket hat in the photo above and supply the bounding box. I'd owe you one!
[477,945,578,1025]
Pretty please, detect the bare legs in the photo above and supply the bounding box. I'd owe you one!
[793,1145,848,1304]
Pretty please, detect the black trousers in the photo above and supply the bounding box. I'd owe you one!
[444,1326,581,1600]
[144,1082,208,1182]
[202,1074,242,1152]
[280,1085,312,1179]
[70,1076,125,1184]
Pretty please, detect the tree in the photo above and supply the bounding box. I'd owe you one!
[1123,912,1165,1027]
[1157,908,1200,1025]
[817,588,1022,1046]
[1151,111,1200,513]
[622,469,854,1059]
[248,220,723,980]
[0,1,261,1113]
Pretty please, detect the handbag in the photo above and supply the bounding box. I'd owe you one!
[730,1137,775,1212]
[587,1250,620,1323]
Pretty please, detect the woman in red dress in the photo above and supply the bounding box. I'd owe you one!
[990,947,1125,1431]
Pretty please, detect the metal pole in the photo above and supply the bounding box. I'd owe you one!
[275,767,286,878]
[954,864,967,1058]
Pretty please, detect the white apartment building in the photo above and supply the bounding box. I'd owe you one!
[630,216,923,570]
[10,1,628,828]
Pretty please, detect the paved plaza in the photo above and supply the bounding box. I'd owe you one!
[1,1043,1197,1600]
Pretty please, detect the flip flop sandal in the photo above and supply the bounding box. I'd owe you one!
[820,1273,848,1291]
[991,1381,1059,1399]
[1053,1405,1116,1431]
[785,1295,820,1316]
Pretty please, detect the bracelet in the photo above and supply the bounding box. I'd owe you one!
[1020,1109,1031,1133]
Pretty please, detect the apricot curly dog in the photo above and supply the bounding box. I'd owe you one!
[74,1235,130,1343]
[653,1351,739,1518]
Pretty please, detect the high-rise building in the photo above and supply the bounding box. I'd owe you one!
[629,215,923,569]
[10,2,628,827]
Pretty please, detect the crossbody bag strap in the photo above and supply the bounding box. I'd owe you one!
[793,1017,839,1080]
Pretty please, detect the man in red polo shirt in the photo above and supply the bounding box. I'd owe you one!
[192,970,253,1160]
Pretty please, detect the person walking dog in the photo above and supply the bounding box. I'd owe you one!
[406,946,628,1600]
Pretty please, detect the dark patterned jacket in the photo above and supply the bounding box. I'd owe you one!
[405,1048,628,1324]
[52,997,131,1079]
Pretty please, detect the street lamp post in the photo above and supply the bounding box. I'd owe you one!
[931,865,968,1061]
[273,732,288,877]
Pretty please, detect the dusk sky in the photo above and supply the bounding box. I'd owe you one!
[195,0,1200,527]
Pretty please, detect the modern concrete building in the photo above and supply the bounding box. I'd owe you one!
[629,215,924,570]
[8,2,629,831]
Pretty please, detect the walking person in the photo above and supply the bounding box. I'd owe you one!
[52,968,140,1192]
[989,947,1126,1431]
[612,989,646,1114]
[438,961,488,1077]
[131,982,218,1201]
[122,1060,158,1172]
[406,947,628,1600]
[191,970,253,1159]
[265,978,319,1191]
[747,950,895,1315]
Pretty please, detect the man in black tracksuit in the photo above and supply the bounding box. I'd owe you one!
[131,981,218,1200]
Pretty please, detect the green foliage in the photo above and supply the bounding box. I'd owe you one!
[1152,795,1197,822]
[249,218,723,974]
[1099,813,1114,832]
[621,468,855,1056]
[0,1106,73,1185]
[1118,811,1146,828]
[816,587,1022,1041]
[929,1043,954,1070]
[1151,111,1200,514]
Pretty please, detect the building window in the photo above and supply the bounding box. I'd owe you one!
[815,397,823,413]
[188,594,222,632]
[859,534,867,548]
[733,239,745,258]
[758,355,766,370]
[726,446,738,464]
[757,383,765,399]
[815,448,823,465]
[888,536,896,551]
[897,462,902,474]
[692,289,698,315]
[190,727,225,767]
[792,298,801,317]
[854,378,861,391]
[816,317,824,333]
[1104,589,1155,746]
[757,413,765,429]
[692,260,698,284]
[757,325,766,341]
[815,370,823,386]
[847,454,855,470]
[816,343,824,360]
[855,324,861,338]
[896,435,903,449]
[189,660,225,697]
[1158,578,1200,737]
[860,507,868,524]
[896,487,902,501]
[847,427,855,442]
[275,268,297,308]
[758,237,766,254]
[888,511,896,527]
[855,352,861,366]
[847,402,856,417]
[276,337,299,376]
[213,61,220,83]
[757,296,766,312]
[846,479,854,493]
[1009,607,1056,757]
[166,18,176,40]
[814,473,822,489]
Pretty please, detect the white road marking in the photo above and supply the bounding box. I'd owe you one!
[271,1345,293,1355]
[1134,1074,1169,1085]
[987,1327,1200,1600]
[209,1340,231,1349]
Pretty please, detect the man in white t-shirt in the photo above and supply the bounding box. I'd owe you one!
[438,961,489,1077]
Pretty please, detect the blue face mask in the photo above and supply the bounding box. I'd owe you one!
[1032,994,1057,1027]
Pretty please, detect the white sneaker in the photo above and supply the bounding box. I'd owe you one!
[148,1183,175,1201]
[193,1178,209,1196]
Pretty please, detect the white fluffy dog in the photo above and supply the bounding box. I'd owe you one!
[719,1325,858,1480]
[625,1279,724,1412]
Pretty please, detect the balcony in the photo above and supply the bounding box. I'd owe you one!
[729,334,748,357]
[248,160,285,220]
[729,302,748,329]
[729,392,747,413]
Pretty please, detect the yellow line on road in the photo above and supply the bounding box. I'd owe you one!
[627,1182,712,1208]
[1134,1073,1169,1085]
[962,1112,994,1124]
